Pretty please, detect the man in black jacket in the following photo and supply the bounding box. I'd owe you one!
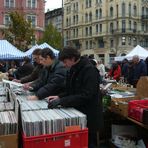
[48,46,103,148]
[28,47,67,100]
[13,48,43,84]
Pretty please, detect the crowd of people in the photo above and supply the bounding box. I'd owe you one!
[0,46,147,148]
[108,55,147,87]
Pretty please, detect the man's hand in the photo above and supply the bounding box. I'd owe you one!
[28,95,38,100]
[12,79,21,83]
[47,96,59,101]
[48,98,60,109]
[23,83,33,91]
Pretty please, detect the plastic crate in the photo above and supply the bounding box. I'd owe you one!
[22,129,88,148]
[128,100,148,122]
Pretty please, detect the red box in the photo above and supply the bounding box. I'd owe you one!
[128,100,148,122]
[22,129,88,148]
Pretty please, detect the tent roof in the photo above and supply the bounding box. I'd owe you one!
[114,45,148,61]
[38,43,59,56]
[25,43,59,57]
[0,40,25,59]
[25,44,39,56]
[125,45,148,60]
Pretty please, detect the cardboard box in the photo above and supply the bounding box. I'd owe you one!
[0,134,18,148]
[137,76,148,98]
[111,97,139,117]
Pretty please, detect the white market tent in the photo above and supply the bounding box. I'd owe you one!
[114,45,148,61]
[25,43,59,57]
[0,40,25,60]
[24,44,39,57]
[38,43,59,56]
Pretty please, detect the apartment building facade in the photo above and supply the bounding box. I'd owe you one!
[0,0,45,44]
[63,0,148,64]
[45,8,63,33]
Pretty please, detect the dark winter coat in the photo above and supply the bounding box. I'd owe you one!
[15,63,34,79]
[32,59,67,100]
[59,57,103,132]
[133,59,147,82]
[20,64,43,83]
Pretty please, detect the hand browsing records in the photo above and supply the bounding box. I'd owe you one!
[48,98,60,109]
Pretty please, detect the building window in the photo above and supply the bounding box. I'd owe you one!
[89,0,91,7]
[86,41,88,49]
[73,15,75,24]
[122,3,125,17]
[98,38,104,48]
[129,20,131,30]
[85,13,88,22]
[121,36,126,45]
[100,24,102,33]
[133,5,137,16]
[89,12,92,21]
[99,8,102,19]
[76,28,78,37]
[110,22,113,33]
[76,15,78,24]
[4,0,15,8]
[86,0,91,8]
[89,26,92,36]
[26,15,36,27]
[142,7,145,15]
[122,20,126,33]
[133,22,137,32]
[110,7,113,17]
[110,39,114,47]
[4,14,10,26]
[26,0,37,8]
[73,29,75,38]
[85,27,88,36]
[96,24,98,33]
[141,23,144,31]
[129,3,131,16]
[116,5,118,17]
[96,9,98,19]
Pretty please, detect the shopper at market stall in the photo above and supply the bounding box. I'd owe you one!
[121,58,129,82]
[14,56,34,79]
[28,47,67,100]
[13,48,43,84]
[47,46,103,148]
[131,55,147,87]
[108,61,121,81]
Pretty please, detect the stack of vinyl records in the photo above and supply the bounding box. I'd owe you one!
[0,102,14,111]
[0,111,17,135]
[0,96,7,102]
[22,108,87,137]
[0,87,6,97]
[20,100,48,111]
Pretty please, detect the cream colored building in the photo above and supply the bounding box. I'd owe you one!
[63,0,148,65]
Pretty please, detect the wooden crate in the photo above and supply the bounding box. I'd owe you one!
[111,97,139,117]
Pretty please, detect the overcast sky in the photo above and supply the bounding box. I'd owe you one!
[45,0,62,12]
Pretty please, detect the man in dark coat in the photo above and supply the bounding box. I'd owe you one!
[28,47,67,100]
[14,48,43,84]
[47,46,103,148]
[132,55,147,87]
[14,56,34,79]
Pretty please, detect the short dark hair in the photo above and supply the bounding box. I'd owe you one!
[59,46,80,61]
[23,56,31,63]
[32,48,42,55]
[40,48,55,59]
